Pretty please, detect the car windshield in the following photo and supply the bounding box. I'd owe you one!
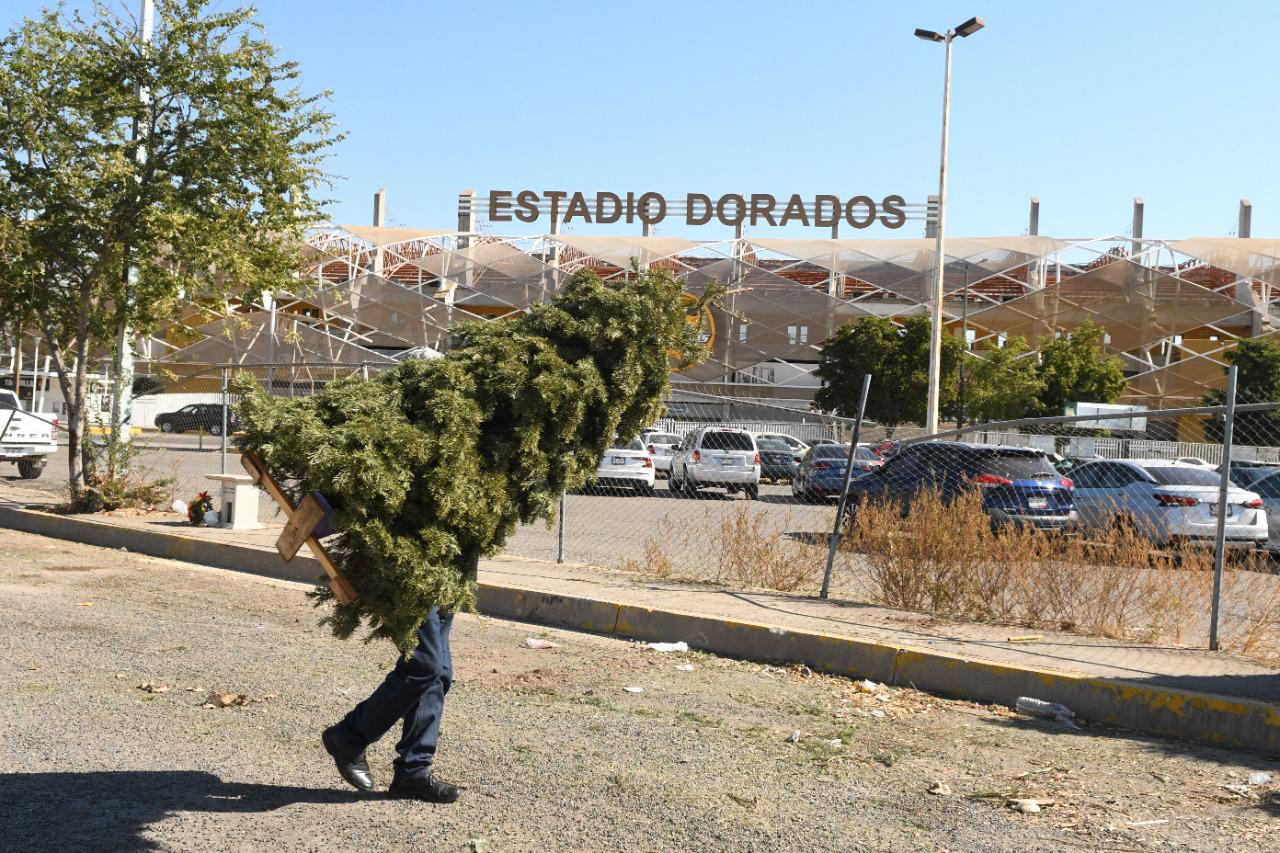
[814,444,852,459]
[1145,466,1223,487]
[0,392,16,409]
[701,431,753,451]
[979,451,1059,480]
[610,438,645,451]
[646,433,679,445]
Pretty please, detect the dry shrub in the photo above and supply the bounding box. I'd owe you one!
[622,504,824,593]
[843,490,1280,652]
[710,504,824,592]
[619,518,677,580]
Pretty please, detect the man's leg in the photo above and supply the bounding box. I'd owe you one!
[322,608,452,792]
[386,610,462,802]
[393,609,453,776]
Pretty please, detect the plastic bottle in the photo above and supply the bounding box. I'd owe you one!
[1015,696,1075,720]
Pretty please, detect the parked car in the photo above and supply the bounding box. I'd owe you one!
[587,437,655,495]
[844,441,1076,531]
[668,426,761,500]
[757,437,799,483]
[641,431,681,475]
[154,403,239,435]
[0,390,57,479]
[756,432,809,455]
[1219,460,1280,490]
[791,444,881,502]
[1247,469,1280,551]
[1071,459,1266,548]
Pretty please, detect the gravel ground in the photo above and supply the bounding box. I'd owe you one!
[0,528,1277,852]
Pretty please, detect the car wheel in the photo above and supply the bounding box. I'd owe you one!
[668,469,683,494]
[159,421,174,433]
[745,484,759,501]
[209,423,222,436]
[17,459,45,480]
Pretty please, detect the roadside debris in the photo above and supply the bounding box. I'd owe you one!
[1006,635,1044,643]
[522,638,559,650]
[1247,771,1273,786]
[203,691,250,708]
[644,641,689,653]
[674,663,695,672]
[1014,697,1079,729]
[623,686,644,694]
[1008,798,1054,814]
[136,681,168,694]
[1127,819,1170,827]
[785,730,802,743]
[928,782,952,796]
[853,679,881,694]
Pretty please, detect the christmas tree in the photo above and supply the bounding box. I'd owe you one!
[234,267,709,651]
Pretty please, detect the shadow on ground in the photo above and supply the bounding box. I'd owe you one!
[0,771,363,851]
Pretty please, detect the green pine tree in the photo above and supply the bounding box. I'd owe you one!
[234,267,709,652]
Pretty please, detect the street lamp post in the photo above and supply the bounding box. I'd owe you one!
[916,16,984,435]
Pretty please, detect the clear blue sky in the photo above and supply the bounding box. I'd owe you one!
[7,0,1279,240]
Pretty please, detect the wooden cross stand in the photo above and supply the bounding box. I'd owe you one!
[240,451,358,604]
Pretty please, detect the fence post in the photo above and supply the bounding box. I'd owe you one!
[220,366,229,475]
[1209,364,1238,651]
[821,373,872,599]
[556,491,566,564]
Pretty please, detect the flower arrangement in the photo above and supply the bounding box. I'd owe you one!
[187,491,214,525]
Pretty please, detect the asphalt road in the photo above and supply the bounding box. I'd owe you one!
[2,528,1277,852]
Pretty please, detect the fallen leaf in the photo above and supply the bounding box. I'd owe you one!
[202,691,249,709]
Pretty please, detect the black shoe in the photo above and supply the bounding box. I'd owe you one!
[322,725,375,792]
[388,772,463,804]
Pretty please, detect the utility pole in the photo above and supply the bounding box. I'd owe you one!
[109,0,154,455]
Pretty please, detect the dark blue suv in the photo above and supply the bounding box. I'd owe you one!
[844,441,1077,531]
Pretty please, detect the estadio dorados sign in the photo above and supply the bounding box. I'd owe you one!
[483,191,911,229]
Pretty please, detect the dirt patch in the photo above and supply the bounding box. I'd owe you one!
[0,526,1275,852]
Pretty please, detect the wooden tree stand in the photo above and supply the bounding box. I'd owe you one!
[240,451,358,604]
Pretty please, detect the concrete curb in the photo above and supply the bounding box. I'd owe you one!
[5,503,1277,754]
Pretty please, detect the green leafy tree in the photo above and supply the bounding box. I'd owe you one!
[1203,336,1280,442]
[233,268,709,653]
[815,315,962,433]
[1034,321,1127,416]
[0,0,337,503]
[961,335,1045,424]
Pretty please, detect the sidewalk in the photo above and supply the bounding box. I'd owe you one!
[3,483,1278,752]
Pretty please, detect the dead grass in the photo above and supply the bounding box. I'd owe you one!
[843,491,1280,661]
[621,505,825,593]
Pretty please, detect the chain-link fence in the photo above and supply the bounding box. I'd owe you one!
[8,361,1280,665]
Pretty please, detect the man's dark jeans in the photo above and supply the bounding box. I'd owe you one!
[334,608,453,778]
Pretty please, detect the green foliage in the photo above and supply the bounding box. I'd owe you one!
[1203,336,1280,441]
[961,336,1045,424]
[0,0,337,498]
[234,268,708,653]
[815,315,962,432]
[1034,321,1127,416]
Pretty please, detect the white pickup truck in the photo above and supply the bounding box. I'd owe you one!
[0,390,57,479]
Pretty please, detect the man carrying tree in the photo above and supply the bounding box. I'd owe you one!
[234,267,711,803]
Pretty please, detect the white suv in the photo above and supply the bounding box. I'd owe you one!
[668,426,762,500]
